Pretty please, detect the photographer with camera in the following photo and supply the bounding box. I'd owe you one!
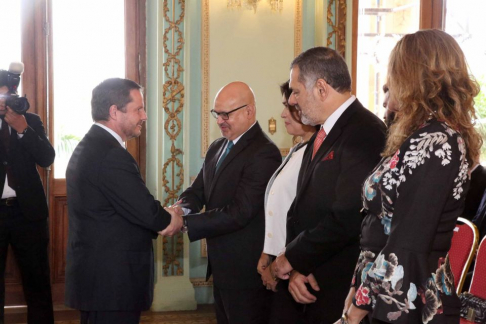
[0,64,55,323]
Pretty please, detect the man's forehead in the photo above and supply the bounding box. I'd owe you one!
[214,97,239,111]
[289,69,301,85]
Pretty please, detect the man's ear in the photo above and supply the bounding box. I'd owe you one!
[315,78,329,100]
[246,103,256,119]
[108,105,118,120]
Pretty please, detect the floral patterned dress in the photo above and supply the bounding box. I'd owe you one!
[352,119,469,324]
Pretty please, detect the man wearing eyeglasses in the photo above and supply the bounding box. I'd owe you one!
[174,81,281,323]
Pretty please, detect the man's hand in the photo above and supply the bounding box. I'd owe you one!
[288,271,320,304]
[257,252,271,275]
[4,107,28,134]
[159,207,183,237]
[257,253,278,292]
[169,199,184,216]
[274,253,293,280]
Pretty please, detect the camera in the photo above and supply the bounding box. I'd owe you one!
[0,62,30,115]
[5,95,30,115]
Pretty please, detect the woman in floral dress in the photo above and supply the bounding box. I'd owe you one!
[336,29,483,324]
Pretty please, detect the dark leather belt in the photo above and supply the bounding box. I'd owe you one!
[0,197,18,207]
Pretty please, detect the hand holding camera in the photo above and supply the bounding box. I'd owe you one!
[0,62,30,133]
[4,107,28,134]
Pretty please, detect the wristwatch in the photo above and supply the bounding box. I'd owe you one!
[19,127,28,135]
[181,217,188,234]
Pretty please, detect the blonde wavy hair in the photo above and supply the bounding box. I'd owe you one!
[383,29,483,166]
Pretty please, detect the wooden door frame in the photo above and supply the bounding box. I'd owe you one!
[5,0,49,306]
[125,0,147,178]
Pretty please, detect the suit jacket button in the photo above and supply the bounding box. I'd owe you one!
[2,161,7,165]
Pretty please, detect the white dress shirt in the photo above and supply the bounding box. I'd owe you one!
[94,123,125,148]
[321,95,356,135]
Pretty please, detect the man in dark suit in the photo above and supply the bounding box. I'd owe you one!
[271,47,387,323]
[464,164,486,220]
[65,78,181,324]
[174,82,281,323]
[0,70,55,323]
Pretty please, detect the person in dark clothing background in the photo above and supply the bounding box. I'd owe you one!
[0,68,55,323]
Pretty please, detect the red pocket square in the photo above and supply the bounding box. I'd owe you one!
[322,151,334,161]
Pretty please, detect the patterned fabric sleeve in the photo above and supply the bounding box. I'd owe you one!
[353,124,468,323]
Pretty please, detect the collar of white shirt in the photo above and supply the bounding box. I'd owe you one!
[94,123,125,148]
[321,95,356,135]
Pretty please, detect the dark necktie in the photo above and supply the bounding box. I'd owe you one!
[311,128,326,160]
[216,141,234,171]
[1,119,16,188]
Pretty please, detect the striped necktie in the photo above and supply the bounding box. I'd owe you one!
[216,141,234,171]
[311,128,326,160]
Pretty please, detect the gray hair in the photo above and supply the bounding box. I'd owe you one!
[290,47,351,93]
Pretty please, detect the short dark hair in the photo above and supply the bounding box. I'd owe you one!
[0,70,9,88]
[290,47,351,93]
[91,78,142,122]
[280,80,302,123]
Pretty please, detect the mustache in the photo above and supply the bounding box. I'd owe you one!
[219,122,230,128]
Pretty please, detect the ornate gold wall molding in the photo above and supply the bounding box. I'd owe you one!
[161,0,185,277]
[190,277,214,287]
[327,0,347,58]
[294,0,302,57]
[202,0,211,158]
[201,0,302,158]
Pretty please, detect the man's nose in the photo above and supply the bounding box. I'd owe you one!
[217,115,225,124]
[288,94,297,106]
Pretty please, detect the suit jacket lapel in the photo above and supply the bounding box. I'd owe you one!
[295,101,359,203]
[207,141,225,181]
[208,122,262,199]
[264,142,304,211]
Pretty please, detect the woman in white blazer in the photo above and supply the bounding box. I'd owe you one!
[257,81,317,292]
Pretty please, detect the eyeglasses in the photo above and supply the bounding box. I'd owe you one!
[210,104,248,120]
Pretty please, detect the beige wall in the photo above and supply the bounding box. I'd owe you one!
[205,0,301,154]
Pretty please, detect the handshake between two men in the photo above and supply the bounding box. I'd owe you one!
[158,201,185,237]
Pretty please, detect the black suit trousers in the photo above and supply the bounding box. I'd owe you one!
[213,285,271,324]
[269,280,306,324]
[0,203,53,324]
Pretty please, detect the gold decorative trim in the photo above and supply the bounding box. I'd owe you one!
[280,148,290,156]
[161,0,186,277]
[190,277,214,287]
[326,0,347,57]
[201,0,302,157]
[201,238,208,258]
[294,0,302,57]
[201,0,210,158]
[454,217,480,294]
